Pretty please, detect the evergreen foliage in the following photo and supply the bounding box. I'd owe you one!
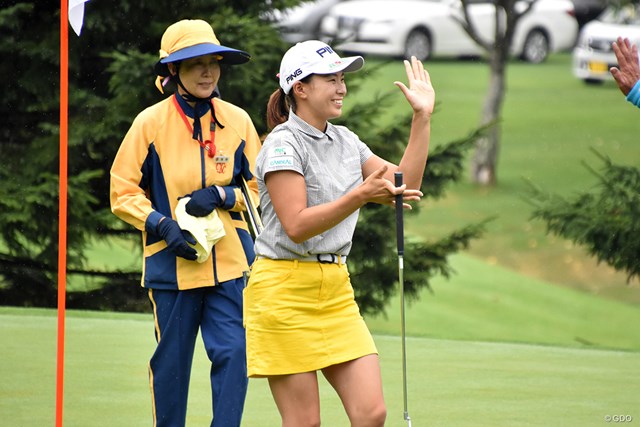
[528,150,640,282]
[0,1,486,313]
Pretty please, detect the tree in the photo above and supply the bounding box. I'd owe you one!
[527,150,640,282]
[457,0,537,185]
[0,1,487,313]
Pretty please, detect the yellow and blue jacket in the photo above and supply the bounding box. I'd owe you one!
[110,93,261,290]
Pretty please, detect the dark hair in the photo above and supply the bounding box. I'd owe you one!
[265,75,313,131]
[266,88,290,131]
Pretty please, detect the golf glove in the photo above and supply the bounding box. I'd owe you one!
[185,185,225,217]
[156,217,198,261]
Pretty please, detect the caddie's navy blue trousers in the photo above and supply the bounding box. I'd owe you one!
[148,278,247,427]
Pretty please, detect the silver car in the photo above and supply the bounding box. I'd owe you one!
[572,3,640,84]
[320,0,579,63]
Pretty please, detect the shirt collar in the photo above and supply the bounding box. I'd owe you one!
[174,92,212,119]
[288,110,338,141]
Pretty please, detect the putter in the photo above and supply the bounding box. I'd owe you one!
[395,172,412,427]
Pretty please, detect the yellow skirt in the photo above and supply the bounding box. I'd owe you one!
[244,258,377,377]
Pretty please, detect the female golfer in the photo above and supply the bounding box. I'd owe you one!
[110,19,261,427]
[244,40,435,426]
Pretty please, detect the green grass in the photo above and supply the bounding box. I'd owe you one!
[2,307,639,426]
[366,254,640,351]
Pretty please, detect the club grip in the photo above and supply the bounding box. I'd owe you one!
[395,172,404,256]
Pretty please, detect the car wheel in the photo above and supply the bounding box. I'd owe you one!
[521,29,549,64]
[404,29,431,62]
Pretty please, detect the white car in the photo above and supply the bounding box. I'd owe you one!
[572,3,640,84]
[268,0,343,44]
[320,0,579,63]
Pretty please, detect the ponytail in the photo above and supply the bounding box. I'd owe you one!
[266,75,313,131]
[266,88,290,131]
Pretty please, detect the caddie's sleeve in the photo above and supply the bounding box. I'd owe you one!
[110,109,158,231]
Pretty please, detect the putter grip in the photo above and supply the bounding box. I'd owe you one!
[395,172,404,256]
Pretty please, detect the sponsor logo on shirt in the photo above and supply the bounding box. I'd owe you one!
[268,157,294,168]
[271,146,292,157]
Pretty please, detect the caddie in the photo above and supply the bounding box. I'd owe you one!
[109,19,261,427]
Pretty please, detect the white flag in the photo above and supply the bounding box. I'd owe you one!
[69,0,90,36]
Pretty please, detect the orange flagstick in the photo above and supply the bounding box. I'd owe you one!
[56,0,69,426]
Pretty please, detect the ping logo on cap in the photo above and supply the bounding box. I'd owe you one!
[315,45,335,58]
[286,68,303,84]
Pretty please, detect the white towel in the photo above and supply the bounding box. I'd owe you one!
[175,197,226,263]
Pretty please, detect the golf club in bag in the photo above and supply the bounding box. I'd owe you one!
[395,172,412,427]
[240,177,263,286]
[240,177,263,239]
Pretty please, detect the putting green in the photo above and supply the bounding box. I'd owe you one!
[1,308,638,426]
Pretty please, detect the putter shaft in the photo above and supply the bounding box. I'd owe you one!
[395,172,411,426]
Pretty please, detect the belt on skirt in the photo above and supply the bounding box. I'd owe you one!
[257,254,346,264]
[301,254,346,264]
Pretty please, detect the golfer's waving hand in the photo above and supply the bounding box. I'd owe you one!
[362,55,435,191]
[395,55,436,117]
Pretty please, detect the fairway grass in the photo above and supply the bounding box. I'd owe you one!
[2,308,638,426]
[365,254,640,352]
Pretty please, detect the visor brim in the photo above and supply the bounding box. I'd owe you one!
[155,43,250,76]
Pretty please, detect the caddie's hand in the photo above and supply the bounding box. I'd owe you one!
[360,165,423,209]
[394,56,435,117]
[610,37,640,96]
[184,185,225,217]
[156,217,198,261]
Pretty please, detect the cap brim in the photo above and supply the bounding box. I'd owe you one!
[316,55,364,75]
[155,43,250,76]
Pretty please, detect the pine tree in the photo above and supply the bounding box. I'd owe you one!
[528,150,640,282]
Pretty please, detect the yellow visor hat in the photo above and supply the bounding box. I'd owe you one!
[154,19,250,78]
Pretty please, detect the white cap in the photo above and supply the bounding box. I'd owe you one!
[278,40,364,94]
